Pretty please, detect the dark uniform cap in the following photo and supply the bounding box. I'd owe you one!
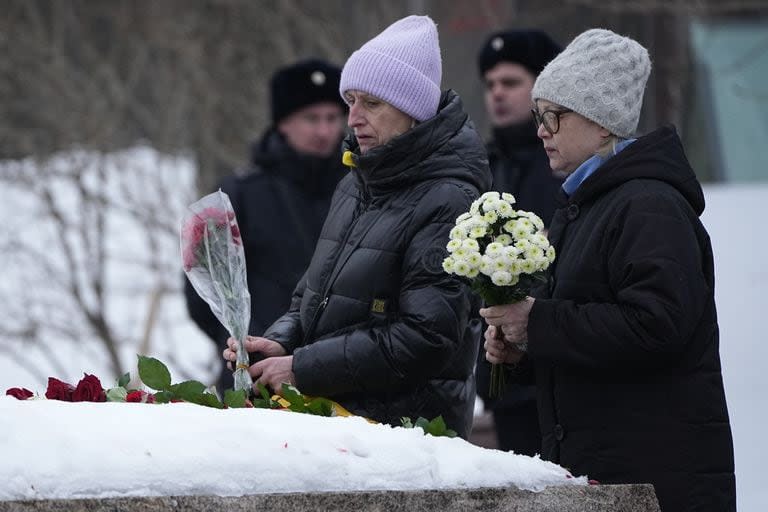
[270,58,346,124]
[477,29,562,77]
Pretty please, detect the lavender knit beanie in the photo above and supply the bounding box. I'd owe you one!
[339,15,442,122]
[531,28,651,138]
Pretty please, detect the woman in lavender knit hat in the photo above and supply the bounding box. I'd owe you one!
[225,15,491,438]
[481,28,735,511]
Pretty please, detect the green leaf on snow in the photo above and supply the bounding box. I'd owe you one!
[224,389,248,408]
[137,355,171,391]
[106,387,127,402]
[117,372,131,388]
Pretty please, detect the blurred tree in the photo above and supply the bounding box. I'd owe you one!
[2,0,765,190]
[0,0,406,193]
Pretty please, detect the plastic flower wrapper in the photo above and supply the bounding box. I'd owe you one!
[181,190,253,396]
[442,191,555,397]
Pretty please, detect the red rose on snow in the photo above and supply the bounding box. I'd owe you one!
[45,377,75,401]
[72,374,106,402]
[5,387,34,400]
[126,390,155,403]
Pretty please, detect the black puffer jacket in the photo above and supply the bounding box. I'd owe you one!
[185,128,346,390]
[528,126,735,511]
[264,91,492,438]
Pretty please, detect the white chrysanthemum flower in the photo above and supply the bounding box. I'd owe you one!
[446,239,462,253]
[547,246,556,263]
[454,260,471,276]
[496,234,513,246]
[479,258,493,275]
[502,245,520,258]
[535,256,550,271]
[486,242,504,257]
[520,259,536,274]
[518,218,534,231]
[496,201,514,217]
[469,226,487,239]
[480,191,501,202]
[466,252,482,266]
[442,257,455,274]
[456,212,472,223]
[461,216,487,232]
[491,270,512,286]
[515,239,532,251]
[466,267,479,278]
[513,225,530,239]
[457,220,473,234]
[493,258,508,272]
[461,238,479,252]
[531,233,549,248]
[501,192,516,204]
[503,219,517,234]
[450,225,467,240]
[524,245,544,261]
[518,211,544,231]
[483,210,498,223]
[455,247,470,259]
[481,200,497,213]
[469,199,481,215]
[509,259,523,276]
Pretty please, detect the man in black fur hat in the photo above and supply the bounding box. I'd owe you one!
[475,29,563,456]
[185,58,347,393]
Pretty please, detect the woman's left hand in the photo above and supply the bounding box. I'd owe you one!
[484,325,525,365]
[479,297,535,346]
[249,356,295,394]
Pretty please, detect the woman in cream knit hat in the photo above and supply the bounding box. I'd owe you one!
[481,28,735,511]
[225,15,491,439]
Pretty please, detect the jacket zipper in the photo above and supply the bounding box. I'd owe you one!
[301,194,371,346]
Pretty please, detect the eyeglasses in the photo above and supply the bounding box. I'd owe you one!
[531,108,573,135]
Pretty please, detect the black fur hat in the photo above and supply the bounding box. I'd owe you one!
[478,29,562,77]
[270,58,345,124]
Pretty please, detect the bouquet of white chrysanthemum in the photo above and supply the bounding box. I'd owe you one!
[442,191,555,397]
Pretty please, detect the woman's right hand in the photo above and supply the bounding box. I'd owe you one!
[484,325,525,365]
[222,335,287,369]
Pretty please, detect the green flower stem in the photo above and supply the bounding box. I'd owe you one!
[203,222,253,397]
[489,328,506,399]
[224,303,253,397]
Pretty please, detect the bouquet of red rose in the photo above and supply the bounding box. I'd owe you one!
[181,190,253,395]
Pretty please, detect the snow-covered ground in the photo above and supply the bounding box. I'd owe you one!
[0,149,765,509]
[0,396,584,500]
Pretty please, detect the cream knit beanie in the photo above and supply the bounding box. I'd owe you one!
[531,28,651,137]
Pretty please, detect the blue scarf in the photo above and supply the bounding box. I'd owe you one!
[562,139,636,197]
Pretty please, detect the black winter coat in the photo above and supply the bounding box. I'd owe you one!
[528,126,735,511]
[185,128,346,390]
[263,91,492,439]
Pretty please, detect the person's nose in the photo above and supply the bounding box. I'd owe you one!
[490,83,504,100]
[348,104,364,128]
[536,121,550,140]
